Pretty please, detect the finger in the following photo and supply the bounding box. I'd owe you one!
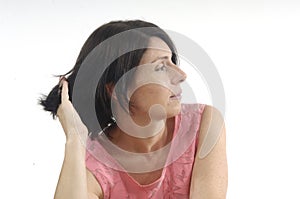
[61,79,69,102]
[59,76,67,87]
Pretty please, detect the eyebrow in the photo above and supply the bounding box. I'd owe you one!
[151,56,170,63]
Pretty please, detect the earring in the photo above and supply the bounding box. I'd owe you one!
[98,119,116,136]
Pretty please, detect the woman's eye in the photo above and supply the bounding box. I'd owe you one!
[155,64,167,72]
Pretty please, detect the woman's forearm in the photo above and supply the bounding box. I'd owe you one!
[54,135,88,199]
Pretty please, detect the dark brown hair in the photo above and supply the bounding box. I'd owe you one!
[39,19,178,137]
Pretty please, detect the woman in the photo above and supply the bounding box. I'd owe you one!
[40,20,227,199]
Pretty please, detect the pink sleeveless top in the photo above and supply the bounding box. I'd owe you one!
[85,104,205,199]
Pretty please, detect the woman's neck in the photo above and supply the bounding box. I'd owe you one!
[108,117,175,153]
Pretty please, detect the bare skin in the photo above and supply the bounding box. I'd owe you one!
[55,82,227,199]
[54,37,227,199]
[54,79,102,199]
[107,36,186,153]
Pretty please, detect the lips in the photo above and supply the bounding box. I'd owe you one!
[170,92,182,100]
[169,87,182,100]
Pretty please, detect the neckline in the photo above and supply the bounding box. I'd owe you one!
[86,104,204,189]
[121,114,180,188]
[87,112,187,187]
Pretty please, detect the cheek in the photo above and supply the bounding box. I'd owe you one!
[130,86,170,105]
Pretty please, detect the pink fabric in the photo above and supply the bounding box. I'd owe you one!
[85,104,205,199]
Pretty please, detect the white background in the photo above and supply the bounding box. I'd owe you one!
[1,0,300,198]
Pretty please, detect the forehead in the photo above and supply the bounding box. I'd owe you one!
[139,37,172,65]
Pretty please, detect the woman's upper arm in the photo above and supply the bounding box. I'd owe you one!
[86,169,104,199]
[190,105,228,198]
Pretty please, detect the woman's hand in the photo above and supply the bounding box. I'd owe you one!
[56,78,88,144]
[54,78,98,199]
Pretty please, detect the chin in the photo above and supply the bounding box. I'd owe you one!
[166,102,182,118]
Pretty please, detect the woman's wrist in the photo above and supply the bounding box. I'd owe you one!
[65,132,87,152]
[65,127,87,142]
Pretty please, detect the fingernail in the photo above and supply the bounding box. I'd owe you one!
[59,76,66,88]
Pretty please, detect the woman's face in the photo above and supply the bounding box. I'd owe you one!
[127,37,187,119]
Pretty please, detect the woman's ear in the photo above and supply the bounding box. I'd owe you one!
[105,83,117,100]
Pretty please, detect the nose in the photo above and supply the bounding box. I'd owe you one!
[169,65,187,85]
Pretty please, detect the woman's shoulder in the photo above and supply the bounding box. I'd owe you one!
[195,104,225,159]
[199,104,224,124]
